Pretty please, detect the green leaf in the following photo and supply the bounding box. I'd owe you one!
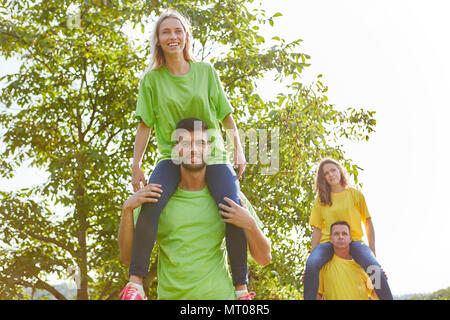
[0,0,376,301]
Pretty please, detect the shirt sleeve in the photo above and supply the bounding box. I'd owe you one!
[239,192,264,229]
[210,65,233,122]
[355,189,371,221]
[135,74,156,128]
[309,198,323,229]
[133,206,141,228]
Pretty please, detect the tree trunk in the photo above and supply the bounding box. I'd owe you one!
[75,182,89,300]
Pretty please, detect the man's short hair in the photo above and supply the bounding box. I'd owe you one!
[330,221,351,234]
[176,118,208,132]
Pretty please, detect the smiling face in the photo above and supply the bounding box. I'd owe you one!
[176,129,211,171]
[322,163,342,187]
[157,17,187,57]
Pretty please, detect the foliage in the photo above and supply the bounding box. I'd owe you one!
[0,0,375,299]
[403,287,450,300]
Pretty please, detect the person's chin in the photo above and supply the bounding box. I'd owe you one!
[181,162,206,171]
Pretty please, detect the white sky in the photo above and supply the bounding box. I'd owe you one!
[258,0,450,295]
[1,0,449,296]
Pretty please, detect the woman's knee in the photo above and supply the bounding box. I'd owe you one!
[305,244,333,271]
[350,241,380,268]
[206,164,240,204]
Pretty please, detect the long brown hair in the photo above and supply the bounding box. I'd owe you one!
[148,8,196,71]
[314,158,349,206]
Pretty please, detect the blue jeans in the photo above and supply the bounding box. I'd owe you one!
[303,241,393,300]
[303,242,334,300]
[350,241,393,300]
[129,160,248,286]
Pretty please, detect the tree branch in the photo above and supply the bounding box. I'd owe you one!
[0,25,55,75]
[18,229,76,258]
[82,61,105,137]
[35,278,68,300]
[5,277,67,300]
[97,280,112,300]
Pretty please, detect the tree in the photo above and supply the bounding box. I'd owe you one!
[0,0,375,299]
[406,287,450,300]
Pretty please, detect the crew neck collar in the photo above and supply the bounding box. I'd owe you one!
[331,187,348,195]
[176,185,208,194]
[162,60,193,79]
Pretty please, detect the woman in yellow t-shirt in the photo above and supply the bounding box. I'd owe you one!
[303,158,393,300]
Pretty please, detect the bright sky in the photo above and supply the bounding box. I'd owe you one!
[1,0,449,297]
[258,0,450,295]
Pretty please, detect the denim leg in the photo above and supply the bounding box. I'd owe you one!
[206,164,248,286]
[303,242,334,300]
[129,160,180,277]
[350,241,394,300]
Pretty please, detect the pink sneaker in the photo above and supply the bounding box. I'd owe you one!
[237,291,256,300]
[119,283,147,300]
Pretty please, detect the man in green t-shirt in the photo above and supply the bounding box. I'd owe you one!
[118,118,271,300]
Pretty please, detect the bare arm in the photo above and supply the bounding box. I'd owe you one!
[118,184,163,266]
[222,114,247,179]
[311,227,322,251]
[219,198,272,266]
[246,217,272,266]
[132,121,151,192]
[118,206,135,267]
[365,217,376,256]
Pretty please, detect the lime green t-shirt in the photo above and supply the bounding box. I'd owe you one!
[133,190,263,300]
[309,187,371,243]
[135,61,233,165]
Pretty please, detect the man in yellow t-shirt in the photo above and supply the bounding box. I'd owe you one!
[317,221,378,300]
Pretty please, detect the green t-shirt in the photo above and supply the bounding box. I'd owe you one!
[135,61,233,165]
[133,190,263,300]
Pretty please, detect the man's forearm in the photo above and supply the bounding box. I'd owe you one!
[118,208,135,266]
[246,221,271,266]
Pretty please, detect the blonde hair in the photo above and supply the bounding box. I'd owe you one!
[148,8,196,71]
[314,158,349,206]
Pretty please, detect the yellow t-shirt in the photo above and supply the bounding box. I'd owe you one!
[318,254,378,300]
[309,187,371,243]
